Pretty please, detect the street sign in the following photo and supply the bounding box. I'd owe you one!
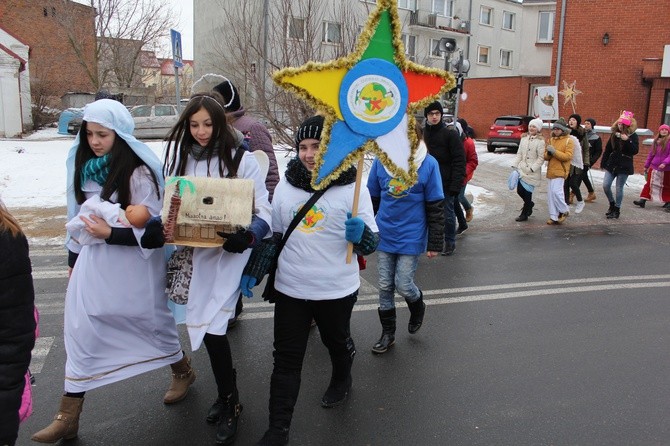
[171,29,183,68]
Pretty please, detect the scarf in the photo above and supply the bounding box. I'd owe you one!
[285,157,357,192]
[586,129,599,141]
[80,154,111,186]
[189,144,208,161]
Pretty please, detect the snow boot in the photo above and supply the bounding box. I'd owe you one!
[406,293,426,334]
[371,308,396,354]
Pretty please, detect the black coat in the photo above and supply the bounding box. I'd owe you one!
[602,133,639,176]
[423,122,466,196]
[0,230,36,446]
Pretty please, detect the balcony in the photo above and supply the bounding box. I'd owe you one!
[409,10,470,34]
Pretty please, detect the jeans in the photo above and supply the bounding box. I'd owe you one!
[602,170,629,207]
[377,251,421,311]
[443,194,456,247]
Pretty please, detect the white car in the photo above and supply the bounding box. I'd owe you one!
[130,104,180,139]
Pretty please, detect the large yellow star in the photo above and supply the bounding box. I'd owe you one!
[559,80,582,106]
[273,0,455,189]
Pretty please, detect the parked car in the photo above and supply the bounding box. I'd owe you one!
[486,115,533,153]
[130,104,179,139]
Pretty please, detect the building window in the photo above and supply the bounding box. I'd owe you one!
[500,49,513,68]
[480,6,493,26]
[430,38,443,58]
[538,11,555,42]
[477,46,490,65]
[664,90,670,126]
[288,17,305,40]
[322,22,342,44]
[502,11,515,31]
[401,33,416,60]
[397,0,417,9]
[432,0,454,17]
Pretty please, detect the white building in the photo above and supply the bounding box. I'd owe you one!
[0,27,32,137]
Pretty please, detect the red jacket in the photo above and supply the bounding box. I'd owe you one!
[462,137,478,184]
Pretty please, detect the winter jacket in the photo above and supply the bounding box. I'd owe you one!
[0,229,36,446]
[228,107,280,201]
[587,130,603,167]
[602,119,639,176]
[462,136,478,184]
[571,127,590,166]
[644,138,670,172]
[423,121,466,196]
[513,133,545,186]
[544,134,574,179]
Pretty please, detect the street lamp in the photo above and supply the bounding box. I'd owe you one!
[451,50,471,121]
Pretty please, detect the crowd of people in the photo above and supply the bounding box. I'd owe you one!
[4,74,664,446]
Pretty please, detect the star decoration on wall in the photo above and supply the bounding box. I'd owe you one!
[273,0,455,189]
[558,80,582,113]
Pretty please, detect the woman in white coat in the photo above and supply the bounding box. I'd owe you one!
[163,92,271,445]
[511,118,546,221]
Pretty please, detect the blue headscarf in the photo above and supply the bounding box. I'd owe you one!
[65,99,165,221]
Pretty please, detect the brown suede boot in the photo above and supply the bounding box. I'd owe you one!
[164,354,196,404]
[585,191,596,202]
[31,395,84,443]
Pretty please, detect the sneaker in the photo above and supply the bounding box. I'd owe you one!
[456,225,468,235]
[441,244,456,256]
[575,201,585,213]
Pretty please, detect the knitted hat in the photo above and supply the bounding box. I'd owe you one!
[552,117,569,133]
[295,115,324,148]
[659,124,670,133]
[618,110,634,126]
[568,113,582,127]
[424,101,443,117]
[529,118,544,131]
[585,118,596,128]
[213,78,241,112]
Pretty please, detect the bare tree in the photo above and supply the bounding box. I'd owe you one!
[204,0,369,146]
[57,0,177,91]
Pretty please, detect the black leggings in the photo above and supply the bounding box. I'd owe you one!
[580,165,594,193]
[564,169,584,203]
[203,333,234,398]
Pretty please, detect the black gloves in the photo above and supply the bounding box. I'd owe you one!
[140,216,165,249]
[218,229,254,253]
[105,227,139,246]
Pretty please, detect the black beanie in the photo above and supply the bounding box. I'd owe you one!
[569,113,582,126]
[585,118,596,127]
[213,78,241,112]
[295,115,324,148]
[424,101,443,117]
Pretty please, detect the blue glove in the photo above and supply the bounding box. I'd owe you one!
[240,275,257,298]
[344,212,365,244]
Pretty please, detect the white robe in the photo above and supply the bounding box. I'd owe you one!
[179,151,271,351]
[64,167,182,392]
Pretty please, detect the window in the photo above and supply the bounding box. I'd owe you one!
[477,46,490,65]
[322,22,342,43]
[429,38,443,58]
[397,0,417,9]
[663,91,670,126]
[500,49,513,68]
[401,34,416,60]
[131,106,151,118]
[432,0,454,17]
[502,11,515,30]
[537,11,555,42]
[288,17,305,40]
[155,105,175,117]
[480,6,493,26]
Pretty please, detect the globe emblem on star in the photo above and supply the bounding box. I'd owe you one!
[348,74,401,124]
[357,82,395,117]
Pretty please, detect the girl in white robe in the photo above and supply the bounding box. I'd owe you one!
[163,92,271,446]
[32,99,194,444]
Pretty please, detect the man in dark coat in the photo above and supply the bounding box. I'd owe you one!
[423,101,466,256]
[0,204,36,446]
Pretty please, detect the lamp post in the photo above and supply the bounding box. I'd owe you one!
[452,50,470,121]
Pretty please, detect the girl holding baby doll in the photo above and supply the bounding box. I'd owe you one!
[32,99,193,444]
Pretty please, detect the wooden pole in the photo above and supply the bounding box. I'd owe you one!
[346,156,365,264]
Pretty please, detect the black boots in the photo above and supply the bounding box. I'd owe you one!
[257,372,301,446]
[633,199,646,208]
[515,202,534,222]
[321,339,355,408]
[607,206,620,219]
[605,201,616,217]
[214,370,243,445]
[406,294,425,334]
[372,308,396,354]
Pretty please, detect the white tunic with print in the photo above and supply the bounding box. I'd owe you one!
[180,152,271,350]
[272,178,377,301]
[64,167,182,392]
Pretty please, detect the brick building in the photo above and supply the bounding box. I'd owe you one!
[0,0,96,108]
[459,0,669,160]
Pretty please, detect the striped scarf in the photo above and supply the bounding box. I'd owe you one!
[81,154,111,186]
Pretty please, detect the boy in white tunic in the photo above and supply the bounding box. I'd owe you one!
[32,99,194,444]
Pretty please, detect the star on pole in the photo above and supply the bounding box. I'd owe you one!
[558,80,582,114]
[273,0,455,189]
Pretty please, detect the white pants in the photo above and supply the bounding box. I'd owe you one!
[547,178,569,220]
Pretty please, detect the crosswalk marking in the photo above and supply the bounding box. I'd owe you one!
[31,336,55,374]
